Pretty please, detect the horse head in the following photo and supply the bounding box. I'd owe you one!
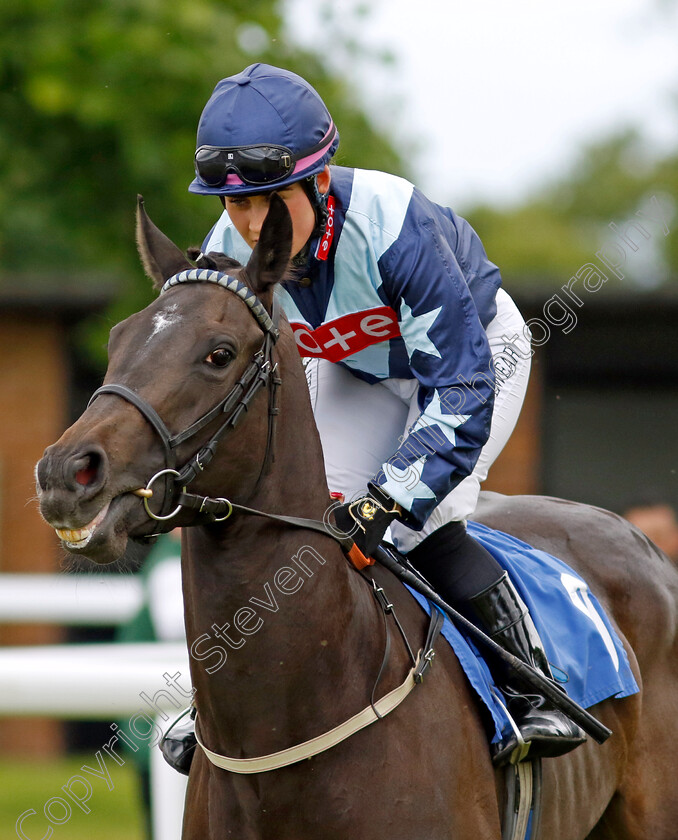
[36,195,294,565]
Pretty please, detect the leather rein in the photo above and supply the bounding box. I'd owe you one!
[89,268,368,567]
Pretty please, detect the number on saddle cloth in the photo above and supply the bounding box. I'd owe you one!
[560,573,619,671]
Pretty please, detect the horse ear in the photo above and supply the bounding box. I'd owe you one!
[243,193,292,295]
[135,195,192,289]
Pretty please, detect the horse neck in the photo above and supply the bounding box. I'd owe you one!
[247,343,331,520]
[181,340,385,755]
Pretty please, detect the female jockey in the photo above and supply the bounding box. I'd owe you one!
[180,62,584,766]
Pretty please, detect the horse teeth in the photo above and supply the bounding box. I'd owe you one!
[54,501,111,548]
[56,526,93,545]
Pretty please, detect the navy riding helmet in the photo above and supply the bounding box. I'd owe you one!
[189,64,340,199]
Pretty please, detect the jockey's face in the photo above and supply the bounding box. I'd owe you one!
[224,166,331,259]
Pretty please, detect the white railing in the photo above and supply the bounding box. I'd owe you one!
[0,573,143,624]
[0,574,188,840]
[0,641,190,716]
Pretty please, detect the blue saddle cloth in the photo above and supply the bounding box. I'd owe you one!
[406,521,639,744]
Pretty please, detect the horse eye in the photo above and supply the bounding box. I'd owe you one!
[206,347,234,368]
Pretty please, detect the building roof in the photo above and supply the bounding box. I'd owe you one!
[0,272,119,319]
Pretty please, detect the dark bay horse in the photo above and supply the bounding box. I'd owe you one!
[36,196,678,838]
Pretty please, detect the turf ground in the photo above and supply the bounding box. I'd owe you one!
[0,756,145,840]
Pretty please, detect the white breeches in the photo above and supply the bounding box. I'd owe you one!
[305,288,531,552]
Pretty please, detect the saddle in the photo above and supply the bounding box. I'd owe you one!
[398,521,638,751]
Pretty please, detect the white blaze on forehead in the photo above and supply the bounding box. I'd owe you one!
[146,304,181,344]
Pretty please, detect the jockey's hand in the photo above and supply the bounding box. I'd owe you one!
[333,486,402,558]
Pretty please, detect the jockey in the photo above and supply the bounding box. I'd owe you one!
[180,62,585,767]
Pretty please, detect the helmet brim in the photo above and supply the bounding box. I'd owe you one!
[188,159,326,196]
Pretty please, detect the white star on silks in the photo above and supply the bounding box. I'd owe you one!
[399,301,443,360]
[380,455,436,503]
[410,390,471,447]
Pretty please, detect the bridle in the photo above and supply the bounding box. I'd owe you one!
[88,268,282,523]
[88,266,369,565]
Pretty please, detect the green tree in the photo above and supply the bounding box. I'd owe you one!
[0,0,408,359]
[465,130,677,292]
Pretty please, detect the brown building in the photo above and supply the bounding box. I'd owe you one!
[0,276,112,756]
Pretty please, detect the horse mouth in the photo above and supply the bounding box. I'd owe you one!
[52,498,119,551]
[47,491,152,561]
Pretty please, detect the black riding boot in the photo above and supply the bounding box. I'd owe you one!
[406,522,586,765]
[464,572,586,764]
[160,707,197,776]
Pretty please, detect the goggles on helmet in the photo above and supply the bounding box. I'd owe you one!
[193,124,337,189]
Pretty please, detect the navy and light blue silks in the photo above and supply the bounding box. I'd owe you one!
[202,165,504,527]
[406,522,640,744]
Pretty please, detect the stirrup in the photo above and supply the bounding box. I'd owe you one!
[492,719,587,766]
[160,706,198,776]
[491,694,586,766]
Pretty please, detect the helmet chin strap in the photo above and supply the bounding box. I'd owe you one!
[302,175,330,238]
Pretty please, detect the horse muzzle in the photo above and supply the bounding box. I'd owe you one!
[36,441,156,562]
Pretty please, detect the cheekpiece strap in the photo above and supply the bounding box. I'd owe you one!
[161,269,279,339]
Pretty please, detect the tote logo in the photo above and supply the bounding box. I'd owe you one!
[290,306,401,362]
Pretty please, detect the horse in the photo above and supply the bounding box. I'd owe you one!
[36,195,678,839]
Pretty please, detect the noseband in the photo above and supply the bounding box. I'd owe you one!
[88,268,281,523]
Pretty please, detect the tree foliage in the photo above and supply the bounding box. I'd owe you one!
[0,0,407,334]
[465,130,677,292]
[3,0,675,361]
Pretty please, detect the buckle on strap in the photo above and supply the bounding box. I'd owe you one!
[414,607,444,683]
[370,580,393,613]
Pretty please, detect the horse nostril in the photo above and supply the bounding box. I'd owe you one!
[69,450,105,490]
[75,458,96,485]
